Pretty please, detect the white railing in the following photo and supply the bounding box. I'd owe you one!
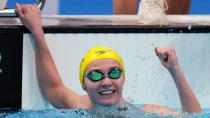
[0,0,46,17]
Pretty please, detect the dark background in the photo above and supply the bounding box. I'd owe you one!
[0,28,22,109]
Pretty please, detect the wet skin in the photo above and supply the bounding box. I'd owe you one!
[83,59,125,106]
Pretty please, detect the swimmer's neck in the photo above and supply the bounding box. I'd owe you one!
[91,99,130,112]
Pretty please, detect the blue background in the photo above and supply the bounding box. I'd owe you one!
[7,0,210,15]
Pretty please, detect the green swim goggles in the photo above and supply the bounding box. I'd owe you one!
[84,67,123,82]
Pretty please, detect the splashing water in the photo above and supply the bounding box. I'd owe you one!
[1,104,210,118]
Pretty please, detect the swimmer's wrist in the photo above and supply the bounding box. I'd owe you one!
[168,65,184,80]
[168,65,181,73]
[31,29,45,42]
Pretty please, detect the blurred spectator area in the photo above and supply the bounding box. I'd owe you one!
[7,0,210,15]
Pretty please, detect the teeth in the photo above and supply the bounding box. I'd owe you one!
[100,90,114,95]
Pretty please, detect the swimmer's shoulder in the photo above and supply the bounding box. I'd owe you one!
[139,104,181,116]
[80,95,93,108]
[62,94,92,109]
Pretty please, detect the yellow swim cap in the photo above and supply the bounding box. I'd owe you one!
[79,46,124,85]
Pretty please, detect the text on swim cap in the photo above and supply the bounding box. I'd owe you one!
[95,50,110,56]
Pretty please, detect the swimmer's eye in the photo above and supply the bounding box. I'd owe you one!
[84,68,123,82]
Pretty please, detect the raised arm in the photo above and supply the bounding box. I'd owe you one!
[16,4,91,109]
[155,47,201,113]
[113,0,191,15]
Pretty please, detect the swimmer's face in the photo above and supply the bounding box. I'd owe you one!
[83,59,125,106]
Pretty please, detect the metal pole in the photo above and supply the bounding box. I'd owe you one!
[0,0,46,17]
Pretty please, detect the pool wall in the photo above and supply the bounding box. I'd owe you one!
[22,33,210,110]
[0,15,209,110]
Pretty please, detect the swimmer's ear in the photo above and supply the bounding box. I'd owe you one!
[82,84,87,91]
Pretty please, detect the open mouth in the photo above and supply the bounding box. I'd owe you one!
[99,90,115,95]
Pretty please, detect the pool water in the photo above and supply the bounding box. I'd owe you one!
[1,108,209,118]
[0,101,209,118]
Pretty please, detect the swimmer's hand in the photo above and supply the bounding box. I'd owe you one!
[155,47,180,71]
[16,4,42,34]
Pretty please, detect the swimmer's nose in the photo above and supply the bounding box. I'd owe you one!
[100,77,112,88]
